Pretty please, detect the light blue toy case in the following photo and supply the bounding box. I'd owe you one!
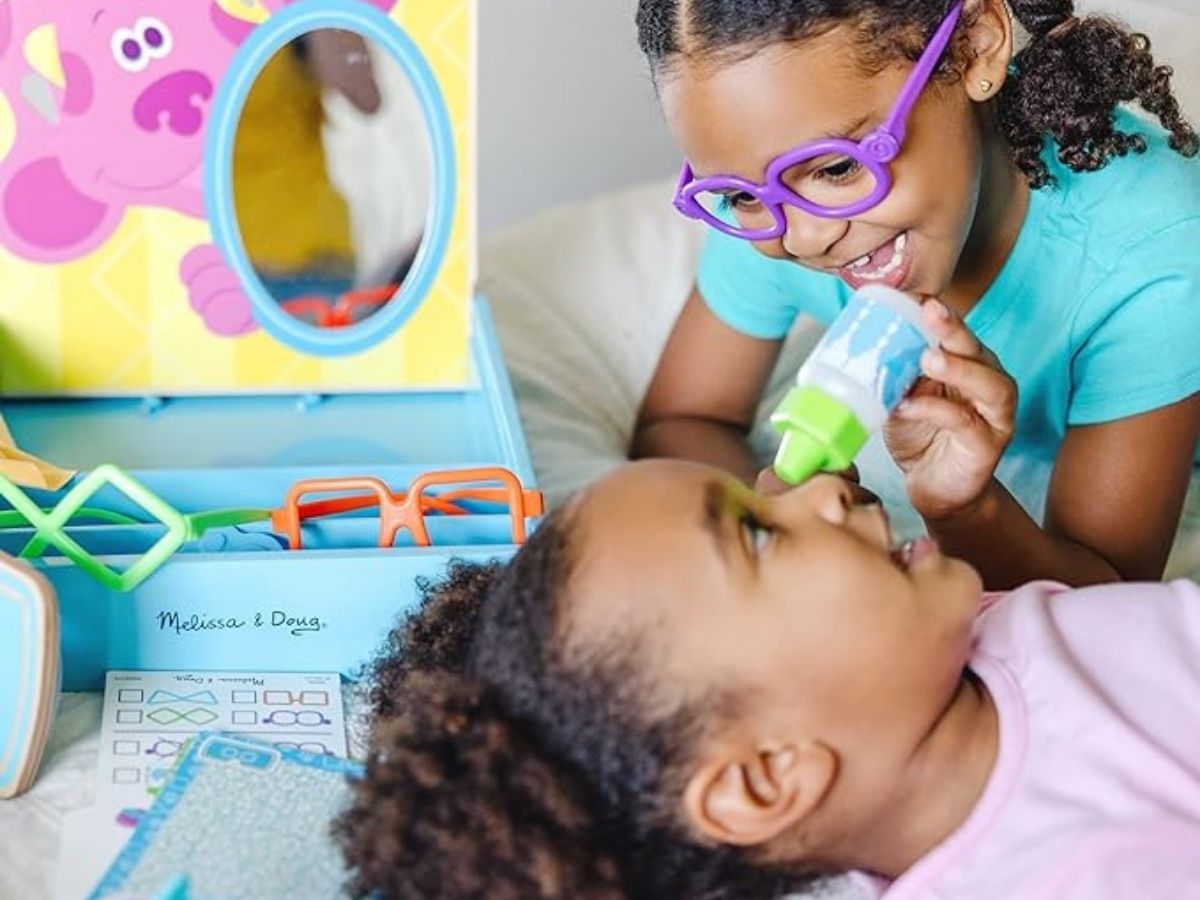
[0,1,534,690]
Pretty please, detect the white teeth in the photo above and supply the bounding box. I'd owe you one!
[892,540,915,570]
[851,232,907,281]
[849,253,873,270]
[859,255,903,280]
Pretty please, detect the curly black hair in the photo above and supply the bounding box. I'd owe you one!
[337,509,821,899]
[365,558,501,721]
[339,670,625,900]
[636,0,1197,188]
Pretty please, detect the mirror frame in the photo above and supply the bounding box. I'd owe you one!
[205,1,455,357]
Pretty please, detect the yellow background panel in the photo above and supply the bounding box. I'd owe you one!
[0,1,474,396]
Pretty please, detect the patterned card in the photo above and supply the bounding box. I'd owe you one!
[99,670,348,824]
[89,733,364,900]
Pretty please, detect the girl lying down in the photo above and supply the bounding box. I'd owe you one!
[336,460,1200,900]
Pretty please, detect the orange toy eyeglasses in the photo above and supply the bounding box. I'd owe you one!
[272,466,545,550]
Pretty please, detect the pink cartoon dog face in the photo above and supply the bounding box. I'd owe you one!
[0,2,254,263]
[0,0,396,337]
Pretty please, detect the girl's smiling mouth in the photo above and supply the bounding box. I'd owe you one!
[838,231,913,291]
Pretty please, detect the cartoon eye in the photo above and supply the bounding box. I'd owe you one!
[136,17,173,61]
[111,27,148,73]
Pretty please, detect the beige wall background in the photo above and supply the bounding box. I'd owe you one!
[478,0,1200,234]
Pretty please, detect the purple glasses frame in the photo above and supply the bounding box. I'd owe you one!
[673,1,965,241]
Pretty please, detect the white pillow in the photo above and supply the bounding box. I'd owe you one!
[481,177,824,507]
[482,178,1200,580]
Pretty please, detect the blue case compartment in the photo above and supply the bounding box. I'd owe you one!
[0,300,536,690]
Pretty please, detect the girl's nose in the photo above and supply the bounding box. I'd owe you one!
[771,473,888,542]
[772,474,855,525]
[807,474,857,522]
[780,204,848,262]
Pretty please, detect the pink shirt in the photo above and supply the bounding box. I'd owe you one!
[861,579,1200,900]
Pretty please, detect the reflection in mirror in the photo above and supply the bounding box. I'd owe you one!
[232,28,432,330]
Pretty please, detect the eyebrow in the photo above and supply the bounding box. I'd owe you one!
[702,481,731,566]
[93,9,106,26]
[820,114,873,141]
[693,113,878,179]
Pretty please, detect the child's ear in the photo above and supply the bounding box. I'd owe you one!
[683,741,836,847]
[963,0,1015,103]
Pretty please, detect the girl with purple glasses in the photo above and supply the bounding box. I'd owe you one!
[631,0,1200,589]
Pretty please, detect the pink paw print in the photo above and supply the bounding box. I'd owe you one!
[181,245,259,336]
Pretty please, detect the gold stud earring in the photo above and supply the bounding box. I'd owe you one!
[979,79,994,93]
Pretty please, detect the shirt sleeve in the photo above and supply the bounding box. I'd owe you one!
[1068,217,1200,426]
[695,228,823,340]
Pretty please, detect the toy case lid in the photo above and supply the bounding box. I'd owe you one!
[0,0,535,694]
[0,0,477,397]
[0,0,526,516]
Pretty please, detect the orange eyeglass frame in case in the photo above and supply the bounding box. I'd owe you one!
[272,466,545,550]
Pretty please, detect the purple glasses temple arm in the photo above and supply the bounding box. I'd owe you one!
[674,163,695,210]
[676,163,694,192]
[879,1,965,146]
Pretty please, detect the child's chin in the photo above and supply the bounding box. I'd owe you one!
[922,557,985,617]
[947,560,986,612]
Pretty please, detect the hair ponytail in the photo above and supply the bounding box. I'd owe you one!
[337,671,626,900]
[1000,0,1198,187]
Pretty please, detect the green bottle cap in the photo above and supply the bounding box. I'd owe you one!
[769,385,870,485]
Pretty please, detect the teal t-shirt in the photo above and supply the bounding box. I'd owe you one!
[697,116,1200,536]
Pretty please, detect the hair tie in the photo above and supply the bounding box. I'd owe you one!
[1045,16,1081,40]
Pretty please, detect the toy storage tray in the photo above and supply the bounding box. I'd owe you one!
[0,300,535,690]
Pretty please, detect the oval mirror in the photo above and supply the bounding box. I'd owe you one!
[208,4,453,356]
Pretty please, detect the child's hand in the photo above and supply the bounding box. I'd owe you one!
[885,299,1016,520]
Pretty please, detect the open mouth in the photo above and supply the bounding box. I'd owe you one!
[890,536,939,572]
[838,231,913,291]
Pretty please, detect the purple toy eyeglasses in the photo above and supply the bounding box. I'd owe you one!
[673,1,964,241]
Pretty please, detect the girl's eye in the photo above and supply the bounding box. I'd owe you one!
[717,191,759,213]
[741,514,773,555]
[816,157,863,182]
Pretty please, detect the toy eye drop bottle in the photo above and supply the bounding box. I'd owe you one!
[770,284,935,485]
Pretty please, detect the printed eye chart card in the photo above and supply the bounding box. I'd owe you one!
[56,673,348,900]
[100,671,348,810]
